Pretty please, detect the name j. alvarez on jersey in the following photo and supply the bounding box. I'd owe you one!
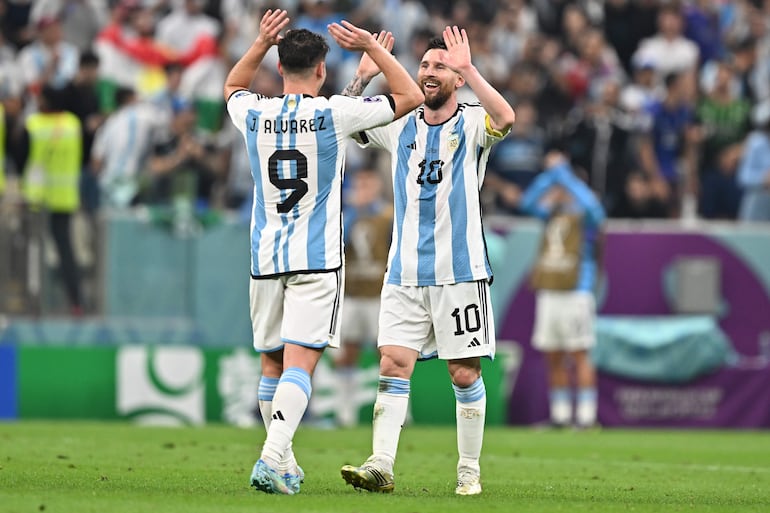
[250,116,328,134]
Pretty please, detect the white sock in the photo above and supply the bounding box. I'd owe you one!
[371,376,410,472]
[454,377,486,475]
[259,368,311,470]
[550,387,572,426]
[575,387,597,427]
[258,376,299,473]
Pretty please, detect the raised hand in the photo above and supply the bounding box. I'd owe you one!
[328,20,377,52]
[355,30,394,80]
[441,25,472,74]
[544,150,567,170]
[340,30,396,96]
[256,9,290,48]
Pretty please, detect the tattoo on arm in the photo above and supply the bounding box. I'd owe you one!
[341,75,370,97]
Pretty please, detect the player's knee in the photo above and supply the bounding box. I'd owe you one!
[450,366,481,388]
[379,350,414,379]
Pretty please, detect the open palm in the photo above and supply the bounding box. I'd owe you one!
[353,30,394,79]
[441,25,472,73]
[257,9,289,47]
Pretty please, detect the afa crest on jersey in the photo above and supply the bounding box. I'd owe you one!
[448,132,460,151]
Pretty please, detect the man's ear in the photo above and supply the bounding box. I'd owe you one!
[315,60,326,79]
[455,74,465,90]
[277,62,285,77]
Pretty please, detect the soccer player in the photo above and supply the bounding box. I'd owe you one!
[335,166,393,427]
[223,9,423,495]
[338,26,515,495]
[520,151,606,429]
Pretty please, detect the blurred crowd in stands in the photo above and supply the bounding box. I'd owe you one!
[2,0,770,225]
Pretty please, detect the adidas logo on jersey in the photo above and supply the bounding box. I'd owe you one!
[406,142,416,150]
[467,337,482,348]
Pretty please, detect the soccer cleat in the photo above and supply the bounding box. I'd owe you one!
[340,457,394,493]
[455,470,482,496]
[250,459,294,495]
[283,465,304,494]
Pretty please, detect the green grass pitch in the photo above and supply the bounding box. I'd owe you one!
[1,421,768,513]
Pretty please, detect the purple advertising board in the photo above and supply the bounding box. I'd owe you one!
[492,223,770,428]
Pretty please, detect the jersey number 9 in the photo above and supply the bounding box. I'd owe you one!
[268,149,308,213]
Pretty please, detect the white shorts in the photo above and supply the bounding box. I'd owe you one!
[532,290,596,352]
[249,270,343,352]
[340,296,380,345]
[378,280,496,360]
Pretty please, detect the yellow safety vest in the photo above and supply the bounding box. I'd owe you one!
[0,103,5,195]
[23,111,82,212]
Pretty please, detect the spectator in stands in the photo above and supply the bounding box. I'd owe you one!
[633,4,700,79]
[695,60,751,219]
[16,15,80,95]
[683,0,724,66]
[155,0,220,57]
[145,100,226,209]
[94,1,167,112]
[638,71,699,217]
[619,56,663,118]
[562,78,638,215]
[603,0,657,74]
[30,0,109,54]
[90,86,165,209]
[489,0,534,65]
[484,100,546,215]
[554,27,625,105]
[737,101,770,221]
[508,34,571,138]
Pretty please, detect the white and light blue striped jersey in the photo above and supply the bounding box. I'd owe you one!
[357,103,508,286]
[227,90,395,278]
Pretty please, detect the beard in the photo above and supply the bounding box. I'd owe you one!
[423,85,452,110]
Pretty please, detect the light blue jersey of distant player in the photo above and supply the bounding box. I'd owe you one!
[520,163,606,292]
[227,91,395,278]
[357,103,509,286]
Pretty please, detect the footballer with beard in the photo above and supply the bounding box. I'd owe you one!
[339,26,515,496]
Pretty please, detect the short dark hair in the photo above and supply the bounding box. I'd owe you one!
[278,29,330,74]
[79,50,99,68]
[40,85,67,112]
[663,72,682,90]
[426,37,446,51]
[115,86,136,107]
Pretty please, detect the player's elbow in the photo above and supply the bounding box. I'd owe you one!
[393,89,424,119]
[497,108,516,133]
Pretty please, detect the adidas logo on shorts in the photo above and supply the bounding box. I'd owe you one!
[466,337,481,348]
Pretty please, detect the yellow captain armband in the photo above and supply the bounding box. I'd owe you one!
[485,114,509,138]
